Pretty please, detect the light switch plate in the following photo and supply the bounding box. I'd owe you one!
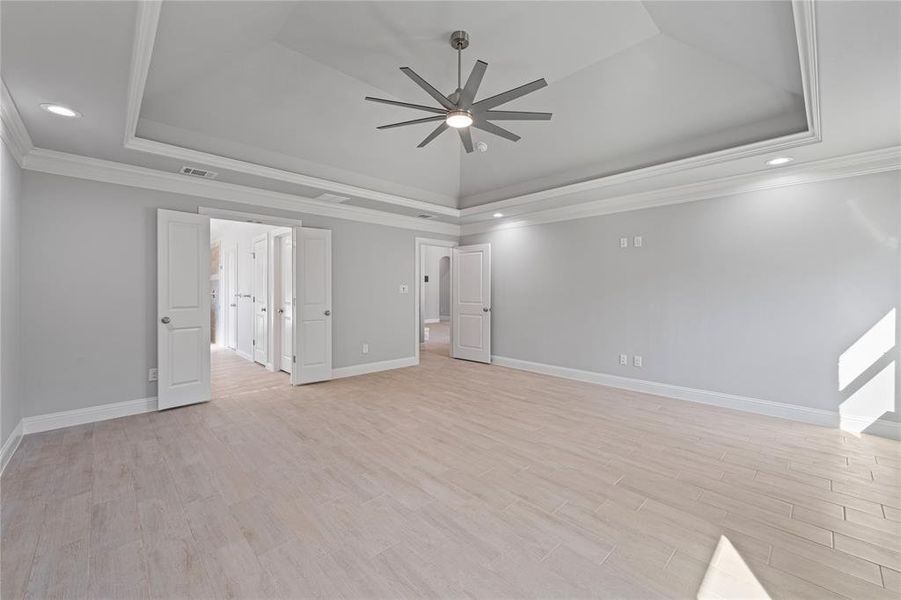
[399,284,409,294]
[362,343,369,355]
[633,236,643,247]
[619,354,628,366]
[148,368,158,382]
[633,355,643,368]
[620,237,629,248]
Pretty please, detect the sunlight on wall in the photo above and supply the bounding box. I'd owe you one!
[839,310,895,389]
[697,536,770,600]
[838,309,896,435]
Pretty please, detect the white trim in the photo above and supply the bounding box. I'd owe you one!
[0,78,34,166]
[492,356,901,440]
[424,318,440,324]
[199,207,303,228]
[332,356,417,379]
[0,420,24,475]
[462,146,901,235]
[123,0,162,144]
[21,397,158,435]
[840,415,901,441]
[236,349,254,362]
[22,148,461,236]
[414,237,459,363]
[459,0,822,217]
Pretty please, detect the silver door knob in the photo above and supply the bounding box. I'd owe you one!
[160,316,171,324]
[278,308,284,314]
[482,307,490,313]
[229,303,237,307]
[324,310,331,316]
[261,307,266,312]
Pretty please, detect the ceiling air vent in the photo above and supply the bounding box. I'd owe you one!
[179,166,218,179]
[315,193,350,203]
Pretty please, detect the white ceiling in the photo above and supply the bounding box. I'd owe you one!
[138,1,806,206]
[1,1,899,222]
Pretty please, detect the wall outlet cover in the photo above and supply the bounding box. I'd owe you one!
[399,284,409,294]
[148,368,158,382]
[362,343,369,354]
[619,354,628,366]
[620,237,629,248]
[634,236,643,247]
[633,355,643,368]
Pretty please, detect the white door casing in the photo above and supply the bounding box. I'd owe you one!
[292,227,332,384]
[157,209,211,410]
[451,243,491,363]
[252,234,268,365]
[225,244,238,350]
[278,233,293,374]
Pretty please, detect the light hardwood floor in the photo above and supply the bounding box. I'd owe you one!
[2,346,900,599]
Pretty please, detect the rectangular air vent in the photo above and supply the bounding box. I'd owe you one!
[315,192,350,203]
[179,166,218,179]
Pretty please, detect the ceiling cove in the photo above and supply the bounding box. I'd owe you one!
[122,1,822,223]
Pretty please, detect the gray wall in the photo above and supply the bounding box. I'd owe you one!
[1,140,22,447]
[20,170,453,417]
[464,171,901,423]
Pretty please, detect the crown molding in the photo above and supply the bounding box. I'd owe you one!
[461,146,901,235]
[458,0,821,217]
[0,78,34,166]
[22,148,461,236]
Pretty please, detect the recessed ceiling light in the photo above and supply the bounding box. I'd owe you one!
[446,110,473,129]
[40,103,81,118]
[493,213,504,218]
[765,156,793,166]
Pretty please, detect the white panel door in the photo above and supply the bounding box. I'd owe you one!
[225,245,238,350]
[157,209,211,410]
[292,227,332,384]
[252,234,268,365]
[451,243,491,363]
[278,234,293,374]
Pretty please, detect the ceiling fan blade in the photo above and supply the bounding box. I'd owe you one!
[460,60,488,108]
[472,119,521,142]
[418,123,449,147]
[471,78,548,112]
[365,97,446,115]
[377,115,445,130]
[458,127,474,153]
[482,110,552,121]
[400,67,456,110]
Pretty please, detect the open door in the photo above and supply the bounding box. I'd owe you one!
[451,243,491,363]
[277,233,293,374]
[292,227,333,384]
[157,209,211,410]
[252,233,269,365]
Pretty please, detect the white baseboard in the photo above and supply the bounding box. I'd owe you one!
[237,350,253,362]
[332,356,417,379]
[22,397,158,435]
[1,420,24,474]
[492,356,901,440]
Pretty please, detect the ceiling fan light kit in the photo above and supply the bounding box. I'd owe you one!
[365,30,552,153]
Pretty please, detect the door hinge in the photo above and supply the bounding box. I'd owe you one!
[252,252,256,259]
[253,340,256,346]
[293,355,296,363]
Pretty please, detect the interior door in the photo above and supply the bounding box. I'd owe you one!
[157,209,211,410]
[225,245,238,350]
[252,234,268,365]
[278,233,293,373]
[451,243,491,363]
[292,227,332,384]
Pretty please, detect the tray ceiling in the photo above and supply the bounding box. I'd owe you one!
[138,1,808,209]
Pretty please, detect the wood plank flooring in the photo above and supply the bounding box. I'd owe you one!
[2,345,899,599]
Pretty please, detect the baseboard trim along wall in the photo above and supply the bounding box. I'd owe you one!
[0,421,24,474]
[492,355,901,441]
[22,396,159,435]
[332,356,418,379]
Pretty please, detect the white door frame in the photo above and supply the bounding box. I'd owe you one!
[224,243,238,350]
[252,233,270,366]
[273,231,293,373]
[414,237,458,364]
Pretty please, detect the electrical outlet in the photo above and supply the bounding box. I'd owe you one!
[619,354,628,366]
[148,368,158,382]
[633,355,643,368]
[620,237,629,248]
[362,343,369,355]
[399,284,409,294]
[633,236,643,247]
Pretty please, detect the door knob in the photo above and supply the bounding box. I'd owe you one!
[482,307,490,313]
[278,308,284,314]
[324,310,331,316]
[261,307,267,312]
[229,303,237,307]
[160,316,171,324]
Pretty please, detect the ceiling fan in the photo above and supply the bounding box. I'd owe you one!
[365,30,552,153]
